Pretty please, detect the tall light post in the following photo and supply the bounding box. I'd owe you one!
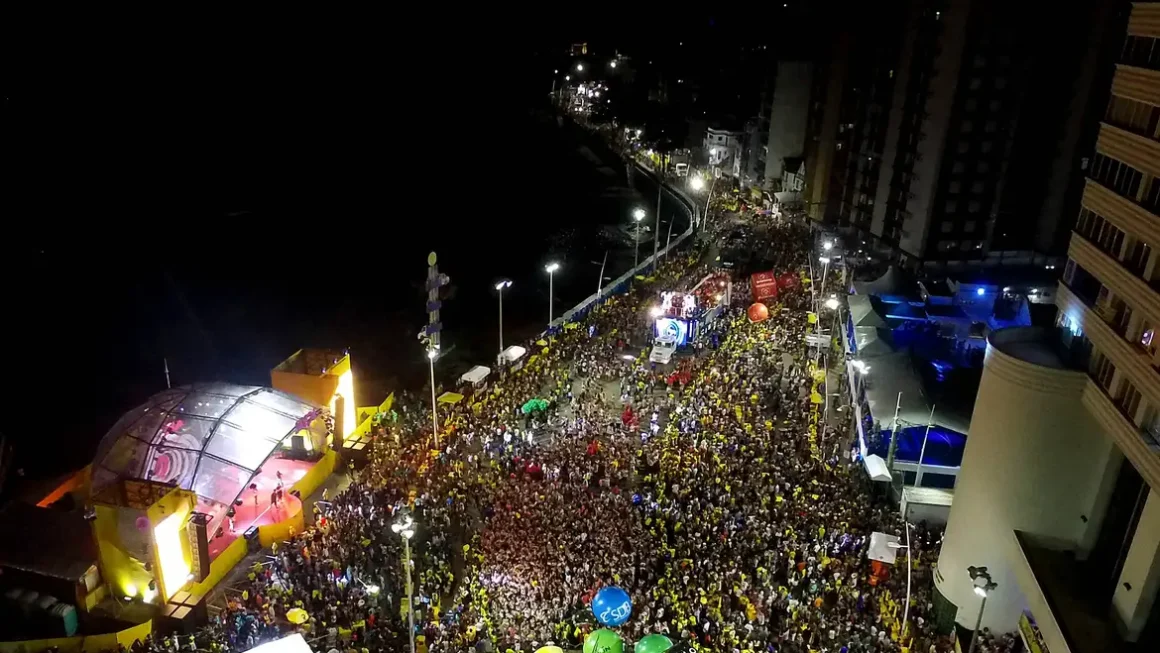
[391,515,417,653]
[819,256,831,297]
[495,280,512,355]
[545,262,560,326]
[427,348,439,448]
[632,207,646,271]
[967,566,998,653]
[887,522,915,640]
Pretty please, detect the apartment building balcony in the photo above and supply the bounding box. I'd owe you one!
[1057,283,1160,491]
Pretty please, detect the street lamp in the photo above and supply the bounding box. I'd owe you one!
[966,566,998,653]
[545,262,560,325]
[632,208,646,271]
[392,515,417,653]
[576,63,584,72]
[825,297,840,310]
[823,240,833,251]
[887,522,915,639]
[610,60,617,68]
[689,176,705,191]
[495,280,512,354]
[426,347,440,448]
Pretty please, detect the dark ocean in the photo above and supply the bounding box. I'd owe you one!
[9,101,690,487]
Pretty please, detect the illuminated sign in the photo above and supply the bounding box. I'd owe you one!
[655,318,690,346]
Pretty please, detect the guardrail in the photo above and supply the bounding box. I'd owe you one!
[546,162,698,331]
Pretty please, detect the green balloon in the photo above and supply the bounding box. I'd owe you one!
[634,634,673,653]
[584,629,624,653]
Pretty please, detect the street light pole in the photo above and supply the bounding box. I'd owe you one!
[966,567,997,653]
[495,281,512,355]
[968,593,988,653]
[653,160,664,271]
[545,262,560,325]
[404,535,415,653]
[887,523,914,641]
[633,208,646,272]
[392,517,417,653]
[427,349,439,449]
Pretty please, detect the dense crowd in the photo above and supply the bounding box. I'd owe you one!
[101,184,1018,653]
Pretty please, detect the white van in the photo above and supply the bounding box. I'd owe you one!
[649,335,678,364]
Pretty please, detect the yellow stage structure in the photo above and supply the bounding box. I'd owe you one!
[271,349,393,454]
[90,480,198,606]
[4,351,400,652]
[271,349,357,443]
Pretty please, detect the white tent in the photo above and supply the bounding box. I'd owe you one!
[863,454,892,482]
[245,634,313,653]
[867,531,902,564]
[460,365,491,385]
[497,345,527,365]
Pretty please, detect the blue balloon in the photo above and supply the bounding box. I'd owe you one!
[592,586,633,627]
[632,493,642,505]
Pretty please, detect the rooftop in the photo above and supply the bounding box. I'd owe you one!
[0,503,96,581]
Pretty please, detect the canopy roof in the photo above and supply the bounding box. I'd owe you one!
[91,384,316,507]
[460,365,491,385]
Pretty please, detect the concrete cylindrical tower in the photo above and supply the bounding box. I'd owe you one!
[935,327,1114,633]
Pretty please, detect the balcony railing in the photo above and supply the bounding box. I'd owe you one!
[1090,371,1160,451]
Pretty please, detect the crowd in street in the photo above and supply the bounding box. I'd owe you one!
[100,187,1020,653]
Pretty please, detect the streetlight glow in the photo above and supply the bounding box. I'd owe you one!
[825,298,840,310]
[576,63,584,72]
[633,207,646,221]
[690,176,705,191]
[819,256,831,264]
[610,60,617,68]
[823,241,833,251]
[495,280,512,291]
[565,75,571,81]
[545,262,560,273]
[649,306,663,318]
[426,349,438,360]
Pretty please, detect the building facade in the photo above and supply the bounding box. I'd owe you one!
[936,3,1160,648]
[834,0,1114,270]
[764,61,813,187]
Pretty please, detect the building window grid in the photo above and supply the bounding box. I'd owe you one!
[1076,207,1156,284]
[1090,153,1144,204]
[1105,95,1160,139]
[1091,348,1118,392]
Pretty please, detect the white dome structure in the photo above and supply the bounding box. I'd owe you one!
[91,384,317,508]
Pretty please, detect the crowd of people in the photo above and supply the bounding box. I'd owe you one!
[98,183,1020,653]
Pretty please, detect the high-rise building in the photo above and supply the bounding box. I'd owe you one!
[934,3,1160,649]
[763,61,813,186]
[833,0,1114,269]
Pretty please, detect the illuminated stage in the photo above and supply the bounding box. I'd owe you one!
[204,457,313,559]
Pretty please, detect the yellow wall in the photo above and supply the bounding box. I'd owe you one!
[271,370,338,408]
[257,506,306,548]
[293,448,336,500]
[91,504,151,602]
[146,488,196,603]
[93,487,197,605]
[0,620,152,653]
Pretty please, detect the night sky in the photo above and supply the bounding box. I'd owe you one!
[2,4,844,486]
